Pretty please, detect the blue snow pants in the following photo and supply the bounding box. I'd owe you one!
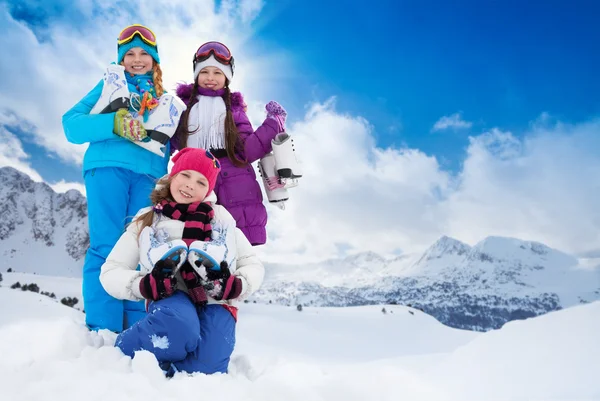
[115,291,237,375]
[83,167,155,332]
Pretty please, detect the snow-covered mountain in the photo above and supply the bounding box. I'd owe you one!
[2,166,599,331]
[0,167,88,277]
[255,235,600,331]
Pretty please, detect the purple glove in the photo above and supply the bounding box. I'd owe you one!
[266,101,287,133]
[180,262,208,305]
[139,260,178,301]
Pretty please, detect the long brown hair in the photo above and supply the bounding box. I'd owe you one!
[174,71,246,167]
[133,175,173,238]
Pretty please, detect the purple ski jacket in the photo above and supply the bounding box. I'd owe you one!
[173,84,281,245]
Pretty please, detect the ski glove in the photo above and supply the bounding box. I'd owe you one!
[265,101,287,133]
[180,262,208,305]
[192,259,243,301]
[139,259,178,301]
[113,109,148,141]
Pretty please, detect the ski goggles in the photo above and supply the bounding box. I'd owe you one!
[205,150,221,169]
[193,41,233,65]
[117,24,157,47]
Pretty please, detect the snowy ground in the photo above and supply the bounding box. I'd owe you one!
[0,273,598,401]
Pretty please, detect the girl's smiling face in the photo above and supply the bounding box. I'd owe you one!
[170,170,209,204]
[121,47,154,75]
[196,66,226,90]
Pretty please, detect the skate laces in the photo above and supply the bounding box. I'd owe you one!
[139,91,159,115]
[127,74,159,120]
[265,176,285,191]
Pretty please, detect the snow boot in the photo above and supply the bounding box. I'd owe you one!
[258,152,289,210]
[90,64,130,114]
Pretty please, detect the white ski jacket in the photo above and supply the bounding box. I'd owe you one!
[100,192,264,304]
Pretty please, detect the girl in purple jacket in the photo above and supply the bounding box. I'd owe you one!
[172,41,287,246]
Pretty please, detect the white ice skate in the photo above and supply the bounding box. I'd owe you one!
[90,65,187,158]
[139,226,188,275]
[188,241,227,275]
[132,94,187,157]
[188,225,235,275]
[258,152,289,210]
[90,64,130,114]
[272,132,302,189]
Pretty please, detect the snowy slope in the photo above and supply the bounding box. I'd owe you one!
[428,301,600,400]
[2,271,83,310]
[0,279,598,401]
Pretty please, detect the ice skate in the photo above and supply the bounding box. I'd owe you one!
[139,226,188,275]
[188,240,227,275]
[188,224,236,274]
[272,132,302,188]
[90,64,130,114]
[132,94,187,157]
[258,153,289,210]
[91,65,186,157]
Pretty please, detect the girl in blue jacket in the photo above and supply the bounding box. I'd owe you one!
[62,24,177,333]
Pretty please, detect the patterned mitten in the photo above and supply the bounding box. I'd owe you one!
[139,259,178,301]
[193,260,243,301]
[265,101,287,132]
[113,109,148,141]
[179,262,208,305]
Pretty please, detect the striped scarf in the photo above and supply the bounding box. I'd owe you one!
[158,200,214,246]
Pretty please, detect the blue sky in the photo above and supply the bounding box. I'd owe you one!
[253,0,600,167]
[2,0,600,261]
[5,0,600,178]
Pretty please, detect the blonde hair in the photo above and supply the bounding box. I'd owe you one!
[133,175,174,237]
[152,64,164,97]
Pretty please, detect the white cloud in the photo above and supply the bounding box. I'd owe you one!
[0,125,43,182]
[257,98,450,263]
[0,0,292,168]
[254,102,600,263]
[50,180,86,196]
[441,120,600,258]
[432,112,473,132]
[0,110,84,194]
[0,124,86,195]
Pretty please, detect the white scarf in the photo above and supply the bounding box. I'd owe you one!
[187,95,227,150]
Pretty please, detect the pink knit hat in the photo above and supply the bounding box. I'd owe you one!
[170,148,221,195]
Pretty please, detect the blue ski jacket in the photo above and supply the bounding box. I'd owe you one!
[62,77,169,178]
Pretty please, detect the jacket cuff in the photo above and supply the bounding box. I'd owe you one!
[130,276,145,300]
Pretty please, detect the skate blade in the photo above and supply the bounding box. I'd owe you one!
[97,97,130,114]
[188,250,221,272]
[134,141,166,157]
[160,247,188,276]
